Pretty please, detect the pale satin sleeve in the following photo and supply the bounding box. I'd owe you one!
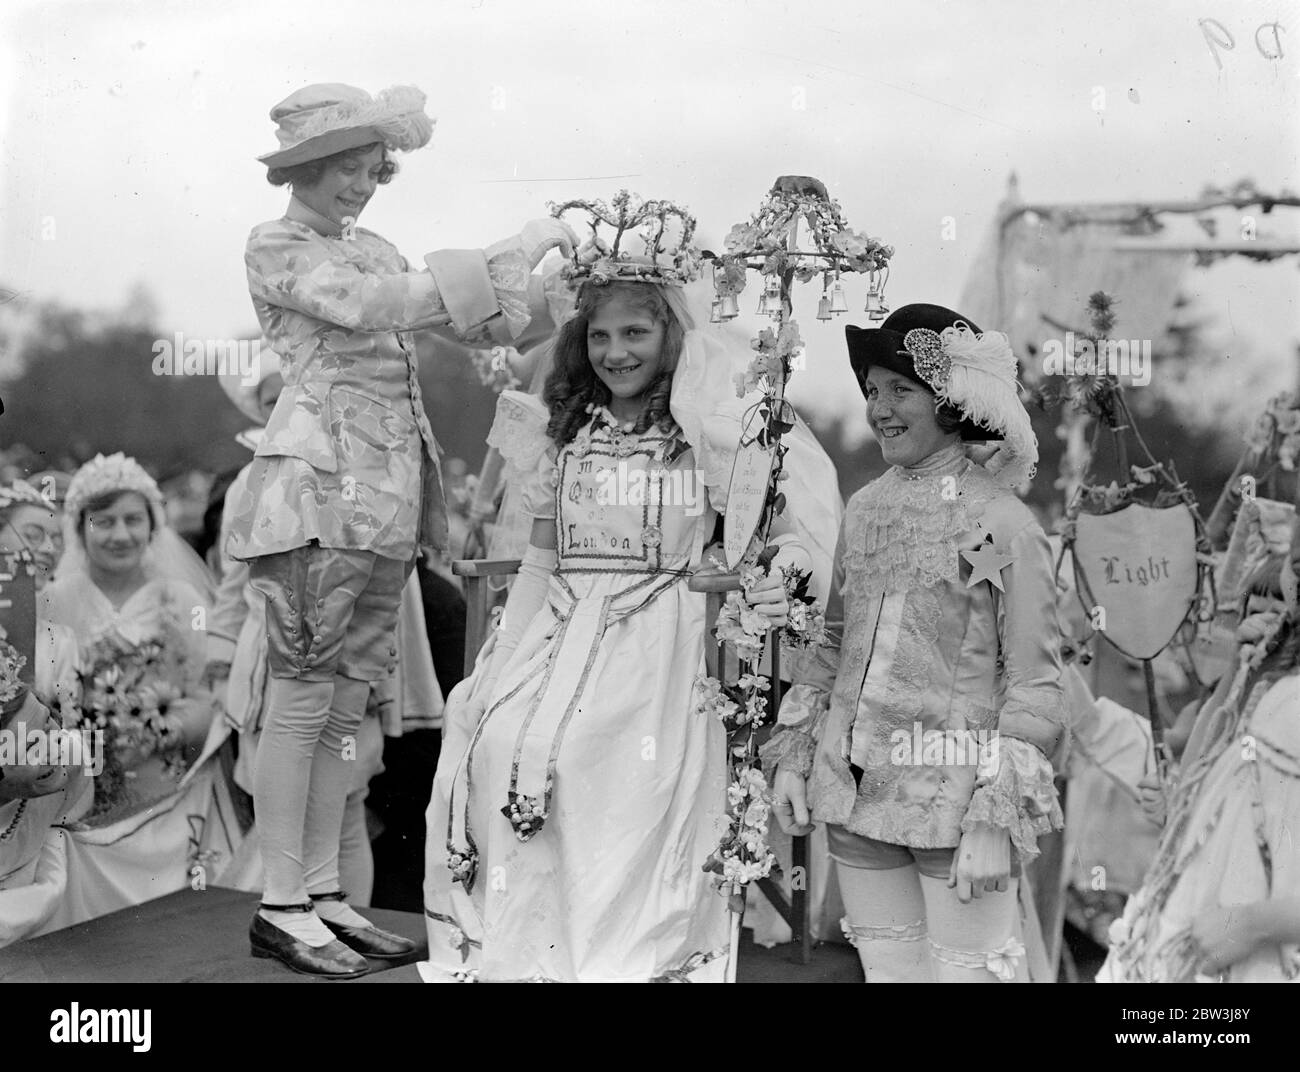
[962,520,1066,858]
[426,243,532,343]
[990,520,1067,759]
[246,224,457,334]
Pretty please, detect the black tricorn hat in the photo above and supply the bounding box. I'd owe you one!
[845,303,1002,442]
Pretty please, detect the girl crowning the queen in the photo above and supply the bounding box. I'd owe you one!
[228,82,576,978]
[421,193,840,983]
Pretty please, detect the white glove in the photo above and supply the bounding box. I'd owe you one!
[485,544,557,680]
[517,218,578,269]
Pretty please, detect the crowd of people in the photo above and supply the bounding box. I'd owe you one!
[2,80,1297,984]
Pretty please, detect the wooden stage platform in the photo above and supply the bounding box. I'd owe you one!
[0,887,860,983]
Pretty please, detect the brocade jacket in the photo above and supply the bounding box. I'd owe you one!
[764,444,1066,855]
[226,196,532,563]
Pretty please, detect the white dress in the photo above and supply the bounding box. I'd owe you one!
[37,575,249,930]
[421,401,730,982]
[1098,669,1300,982]
[0,620,91,950]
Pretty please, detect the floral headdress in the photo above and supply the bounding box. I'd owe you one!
[64,453,166,533]
[0,479,53,515]
[58,453,214,600]
[549,189,702,287]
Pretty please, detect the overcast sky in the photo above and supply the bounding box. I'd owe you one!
[1,0,1296,426]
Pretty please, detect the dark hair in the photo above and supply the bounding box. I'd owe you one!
[542,281,685,446]
[934,401,965,434]
[266,142,397,188]
[77,490,156,540]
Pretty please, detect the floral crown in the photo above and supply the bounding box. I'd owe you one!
[65,453,166,528]
[549,189,701,287]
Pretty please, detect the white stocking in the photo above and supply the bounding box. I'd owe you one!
[835,862,933,983]
[919,874,1025,983]
[302,675,370,909]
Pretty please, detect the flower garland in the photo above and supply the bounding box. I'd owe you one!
[735,323,803,400]
[695,552,828,912]
[722,190,892,281]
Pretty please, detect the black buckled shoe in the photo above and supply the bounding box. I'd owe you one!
[309,891,418,960]
[250,904,370,979]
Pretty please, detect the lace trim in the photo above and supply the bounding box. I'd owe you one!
[487,250,532,339]
[760,684,830,777]
[961,737,1063,861]
[487,391,552,473]
[840,917,927,946]
[930,936,1024,981]
[841,460,1001,595]
[760,728,818,778]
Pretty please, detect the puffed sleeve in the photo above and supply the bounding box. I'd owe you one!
[486,391,557,522]
[961,518,1066,859]
[759,514,846,777]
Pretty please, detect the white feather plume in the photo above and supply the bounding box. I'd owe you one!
[935,323,1038,487]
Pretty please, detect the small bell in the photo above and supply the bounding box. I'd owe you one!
[816,294,832,321]
[868,297,890,322]
[864,269,884,318]
[829,281,848,314]
[710,298,722,324]
[718,293,740,320]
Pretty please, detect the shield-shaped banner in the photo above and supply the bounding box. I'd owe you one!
[723,410,778,569]
[1071,502,1200,661]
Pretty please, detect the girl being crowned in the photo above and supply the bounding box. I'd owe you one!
[421,192,838,982]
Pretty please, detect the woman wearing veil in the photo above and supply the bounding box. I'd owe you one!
[39,453,248,928]
[420,194,841,982]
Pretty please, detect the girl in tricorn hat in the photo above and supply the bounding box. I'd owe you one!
[768,303,1066,982]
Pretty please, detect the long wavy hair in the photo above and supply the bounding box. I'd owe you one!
[542,281,686,446]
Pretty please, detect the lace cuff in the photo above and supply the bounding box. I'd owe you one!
[759,683,829,777]
[485,247,532,342]
[961,736,1062,861]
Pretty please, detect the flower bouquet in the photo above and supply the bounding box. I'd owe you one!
[58,626,196,818]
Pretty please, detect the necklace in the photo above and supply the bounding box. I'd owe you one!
[586,404,639,457]
[0,798,28,841]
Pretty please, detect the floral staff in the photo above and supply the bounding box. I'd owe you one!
[693,178,890,966]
